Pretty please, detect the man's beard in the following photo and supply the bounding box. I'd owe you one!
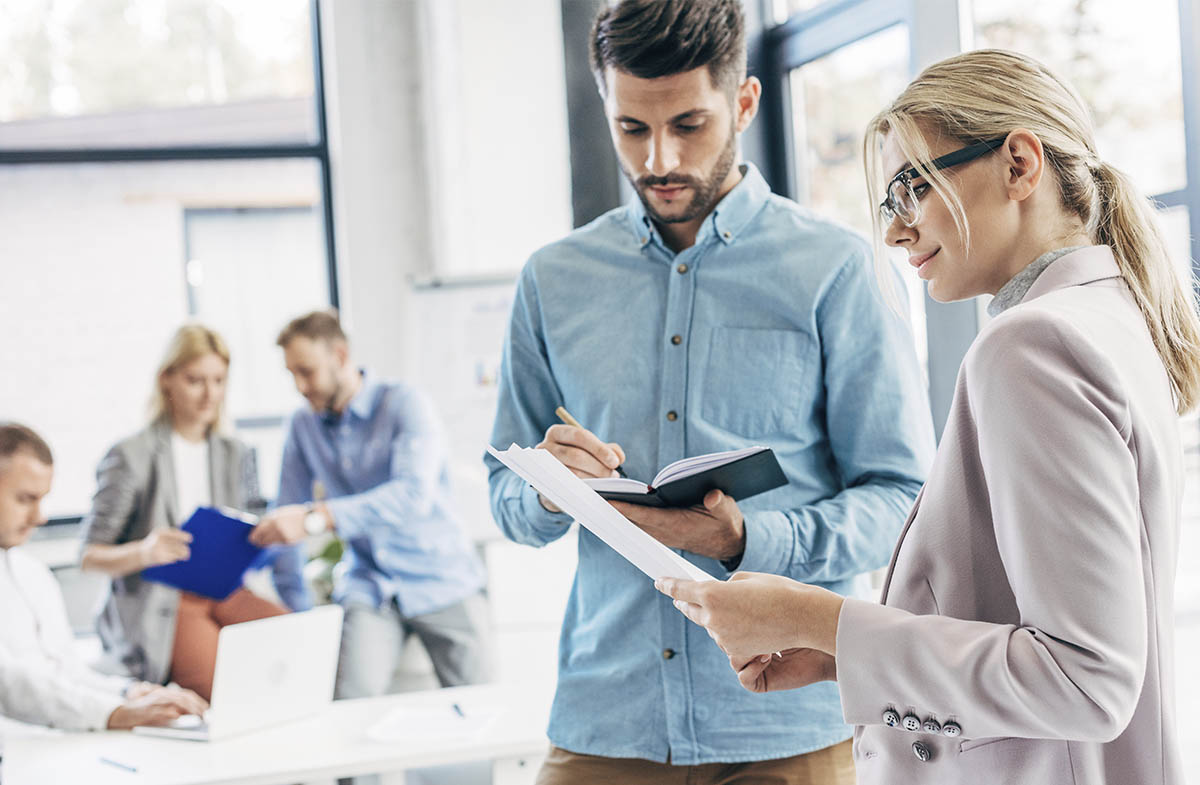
[627,121,738,225]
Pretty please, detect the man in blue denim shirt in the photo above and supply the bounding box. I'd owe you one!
[253,311,489,700]
[485,1,934,783]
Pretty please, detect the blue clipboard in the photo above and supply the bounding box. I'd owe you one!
[141,507,268,600]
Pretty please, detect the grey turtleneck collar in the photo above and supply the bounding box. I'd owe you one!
[987,246,1089,317]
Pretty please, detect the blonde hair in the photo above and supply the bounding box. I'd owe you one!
[864,48,1200,413]
[149,324,232,429]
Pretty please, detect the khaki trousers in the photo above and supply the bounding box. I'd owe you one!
[535,738,855,785]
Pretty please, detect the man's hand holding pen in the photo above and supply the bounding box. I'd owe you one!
[535,421,626,513]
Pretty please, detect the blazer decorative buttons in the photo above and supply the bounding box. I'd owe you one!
[882,709,901,727]
[923,718,942,734]
[912,741,933,762]
[902,714,921,732]
[942,721,962,738]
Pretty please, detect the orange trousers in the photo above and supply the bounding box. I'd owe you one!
[169,588,289,702]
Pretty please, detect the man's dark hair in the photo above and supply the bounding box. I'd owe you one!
[0,423,53,466]
[276,309,349,349]
[590,0,746,96]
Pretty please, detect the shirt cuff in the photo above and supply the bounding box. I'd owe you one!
[520,482,573,535]
[734,509,798,575]
[325,497,365,540]
[82,689,125,731]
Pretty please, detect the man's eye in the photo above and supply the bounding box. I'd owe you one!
[620,125,647,136]
[677,124,702,133]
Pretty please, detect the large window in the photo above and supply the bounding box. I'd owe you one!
[0,0,335,518]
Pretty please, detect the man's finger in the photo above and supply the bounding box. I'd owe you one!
[552,444,617,478]
[547,425,621,469]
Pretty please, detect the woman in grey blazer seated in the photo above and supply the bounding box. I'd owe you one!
[80,325,308,702]
[656,49,1199,784]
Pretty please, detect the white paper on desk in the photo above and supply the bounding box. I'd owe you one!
[365,701,501,744]
[487,443,715,583]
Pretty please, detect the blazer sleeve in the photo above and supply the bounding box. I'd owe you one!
[79,440,145,547]
[836,312,1146,743]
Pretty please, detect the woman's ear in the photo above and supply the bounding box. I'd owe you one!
[1000,128,1044,202]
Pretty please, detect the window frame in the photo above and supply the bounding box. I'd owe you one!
[758,0,1200,436]
[0,0,337,526]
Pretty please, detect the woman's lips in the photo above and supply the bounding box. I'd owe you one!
[910,248,939,276]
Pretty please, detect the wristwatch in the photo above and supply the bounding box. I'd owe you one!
[303,503,329,536]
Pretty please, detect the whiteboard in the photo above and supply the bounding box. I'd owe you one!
[405,275,518,542]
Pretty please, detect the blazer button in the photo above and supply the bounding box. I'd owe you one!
[912,741,932,762]
[902,714,921,732]
[662,648,676,660]
[923,718,942,734]
[882,709,901,727]
[942,721,962,738]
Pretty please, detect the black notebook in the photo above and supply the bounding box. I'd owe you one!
[584,446,787,508]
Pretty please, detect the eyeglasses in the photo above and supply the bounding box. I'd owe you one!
[879,137,1008,227]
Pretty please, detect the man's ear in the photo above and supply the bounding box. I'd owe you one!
[734,76,761,133]
[1000,128,1044,202]
[332,339,350,368]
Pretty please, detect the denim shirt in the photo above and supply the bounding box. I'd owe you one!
[277,372,486,616]
[485,164,936,764]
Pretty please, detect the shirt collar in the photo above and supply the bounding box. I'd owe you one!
[322,369,376,424]
[989,245,1121,316]
[987,246,1088,317]
[626,162,771,249]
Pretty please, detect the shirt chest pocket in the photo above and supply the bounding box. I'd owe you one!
[699,327,820,438]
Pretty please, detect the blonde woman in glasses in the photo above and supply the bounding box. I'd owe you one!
[80,324,310,702]
[656,49,1199,784]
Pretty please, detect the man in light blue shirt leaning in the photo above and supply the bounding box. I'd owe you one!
[485,1,935,783]
[252,311,490,699]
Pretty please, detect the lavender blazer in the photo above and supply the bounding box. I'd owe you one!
[836,246,1184,783]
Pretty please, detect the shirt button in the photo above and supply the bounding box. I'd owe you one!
[902,714,921,732]
[722,231,732,240]
[666,411,678,422]
[922,718,942,735]
[912,741,932,762]
[882,709,901,727]
[662,648,675,660]
[941,721,962,738]
[670,335,682,345]
[676,263,689,274]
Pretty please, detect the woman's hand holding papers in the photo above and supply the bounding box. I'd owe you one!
[654,571,845,693]
[612,489,745,561]
[535,424,626,513]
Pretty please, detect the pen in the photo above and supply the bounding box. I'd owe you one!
[554,406,628,478]
[451,702,466,718]
[99,756,138,773]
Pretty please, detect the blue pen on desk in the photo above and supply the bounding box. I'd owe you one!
[99,756,138,773]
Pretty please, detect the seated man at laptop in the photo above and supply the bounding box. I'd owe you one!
[0,423,207,751]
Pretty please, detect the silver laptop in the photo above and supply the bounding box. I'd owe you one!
[134,604,344,741]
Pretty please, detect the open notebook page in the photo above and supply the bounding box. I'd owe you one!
[487,444,715,583]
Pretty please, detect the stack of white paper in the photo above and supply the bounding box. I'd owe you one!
[487,443,715,583]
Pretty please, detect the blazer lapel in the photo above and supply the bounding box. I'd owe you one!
[152,420,180,528]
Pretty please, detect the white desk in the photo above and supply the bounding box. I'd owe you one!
[2,682,552,785]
